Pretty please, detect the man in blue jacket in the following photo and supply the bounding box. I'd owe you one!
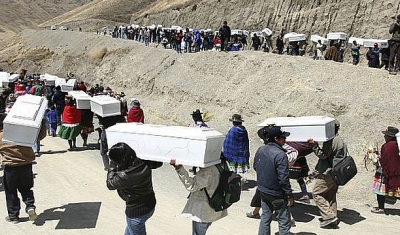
[254,126,294,235]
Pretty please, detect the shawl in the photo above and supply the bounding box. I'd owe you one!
[380,140,400,188]
[127,106,144,123]
[223,125,250,164]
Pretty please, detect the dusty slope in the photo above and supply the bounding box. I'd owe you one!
[0,0,90,40]
[0,30,399,202]
[132,0,400,39]
[39,0,158,28]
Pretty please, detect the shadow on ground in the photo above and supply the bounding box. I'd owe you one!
[291,202,366,225]
[242,179,257,191]
[384,208,400,216]
[34,202,101,229]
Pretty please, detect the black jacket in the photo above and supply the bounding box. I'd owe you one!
[107,158,163,217]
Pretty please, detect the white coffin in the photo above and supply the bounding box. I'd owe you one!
[311,35,328,44]
[396,133,400,154]
[68,90,91,109]
[327,32,347,40]
[362,39,389,48]
[258,116,336,142]
[231,29,243,35]
[288,34,306,42]
[262,28,273,37]
[40,73,57,86]
[2,95,48,147]
[251,31,263,37]
[90,95,120,117]
[106,123,224,167]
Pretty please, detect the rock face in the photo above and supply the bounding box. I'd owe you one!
[132,0,400,39]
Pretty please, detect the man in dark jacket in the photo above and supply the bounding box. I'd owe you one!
[52,86,65,125]
[389,14,400,74]
[254,126,293,235]
[107,143,162,235]
[219,21,231,52]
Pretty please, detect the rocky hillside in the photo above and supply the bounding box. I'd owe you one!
[0,0,90,41]
[132,0,399,39]
[39,0,159,29]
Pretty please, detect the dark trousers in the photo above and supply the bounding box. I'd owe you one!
[389,41,400,70]
[3,164,35,219]
[377,194,385,209]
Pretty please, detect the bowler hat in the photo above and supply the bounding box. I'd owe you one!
[266,126,290,139]
[229,114,244,122]
[382,126,399,137]
[191,109,203,116]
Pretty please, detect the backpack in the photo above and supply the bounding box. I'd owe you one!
[203,160,242,212]
[332,145,357,186]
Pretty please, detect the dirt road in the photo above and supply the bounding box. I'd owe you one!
[0,134,399,235]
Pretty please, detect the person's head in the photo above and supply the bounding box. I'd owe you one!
[65,96,75,106]
[318,40,321,44]
[257,125,272,144]
[334,119,340,134]
[108,142,137,170]
[266,126,290,146]
[223,21,227,26]
[191,109,203,122]
[55,85,61,91]
[131,98,140,107]
[253,33,257,37]
[374,43,379,48]
[229,114,244,126]
[353,40,357,46]
[50,106,55,111]
[382,126,399,142]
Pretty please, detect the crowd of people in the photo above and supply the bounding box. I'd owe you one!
[107,15,400,74]
[1,14,400,234]
[0,68,400,234]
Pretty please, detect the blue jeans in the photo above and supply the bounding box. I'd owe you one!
[192,221,212,235]
[258,195,291,235]
[125,208,155,235]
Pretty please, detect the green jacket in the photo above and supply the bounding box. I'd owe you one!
[313,135,346,175]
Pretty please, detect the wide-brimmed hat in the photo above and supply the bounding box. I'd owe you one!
[266,126,290,139]
[229,114,244,122]
[191,109,203,116]
[382,126,399,137]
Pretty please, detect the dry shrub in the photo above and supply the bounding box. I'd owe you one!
[88,47,107,62]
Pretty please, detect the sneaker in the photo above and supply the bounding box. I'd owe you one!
[371,207,385,214]
[27,208,37,221]
[246,211,260,219]
[5,216,19,224]
[320,217,338,228]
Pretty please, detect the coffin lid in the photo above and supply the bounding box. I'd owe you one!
[107,123,224,140]
[91,95,120,104]
[3,95,47,126]
[68,90,91,99]
[258,116,335,127]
